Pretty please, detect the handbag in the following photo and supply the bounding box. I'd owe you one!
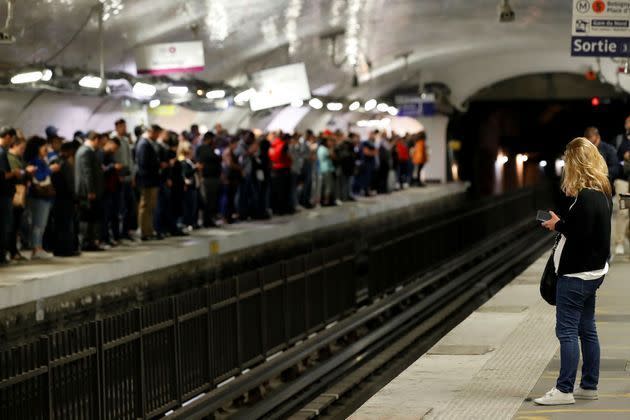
[12,184,26,208]
[31,177,56,199]
[540,234,561,305]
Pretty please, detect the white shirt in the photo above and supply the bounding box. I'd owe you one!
[553,198,608,280]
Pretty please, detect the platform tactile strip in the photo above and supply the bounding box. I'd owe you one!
[429,293,558,419]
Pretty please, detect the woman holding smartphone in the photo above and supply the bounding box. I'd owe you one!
[535,137,612,405]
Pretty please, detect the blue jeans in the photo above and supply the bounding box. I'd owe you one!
[29,198,52,249]
[556,275,604,393]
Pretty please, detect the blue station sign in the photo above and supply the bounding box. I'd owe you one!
[571,0,630,57]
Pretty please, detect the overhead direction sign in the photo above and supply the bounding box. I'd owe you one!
[571,0,630,57]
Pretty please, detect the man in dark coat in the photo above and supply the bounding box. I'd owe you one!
[136,125,163,240]
[75,131,105,251]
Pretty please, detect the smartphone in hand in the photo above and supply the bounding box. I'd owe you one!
[536,210,552,222]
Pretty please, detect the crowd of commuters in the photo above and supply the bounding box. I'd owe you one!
[0,121,429,265]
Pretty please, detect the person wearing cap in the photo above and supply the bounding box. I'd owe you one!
[111,118,137,240]
[136,125,163,240]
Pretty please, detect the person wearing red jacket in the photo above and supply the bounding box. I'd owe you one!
[269,133,293,215]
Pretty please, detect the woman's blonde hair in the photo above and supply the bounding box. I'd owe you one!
[561,137,611,197]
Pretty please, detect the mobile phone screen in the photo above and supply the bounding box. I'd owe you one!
[536,210,552,222]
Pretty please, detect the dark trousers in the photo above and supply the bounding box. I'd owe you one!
[120,182,137,234]
[397,160,411,186]
[415,163,425,185]
[0,196,12,262]
[337,173,352,201]
[238,176,259,220]
[271,168,292,215]
[154,185,174,235]
[53,199,78,256]
[9,205,23,257]
[258,178,271,218]
[80,199,101,247]
[353,164,374,195]
[222,182,238,223]
[201,177,220,227]
[102,190,121,242]
[183,187,198,228]
[299,162,313,207]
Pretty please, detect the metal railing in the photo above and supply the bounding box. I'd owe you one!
[0,186,551,420]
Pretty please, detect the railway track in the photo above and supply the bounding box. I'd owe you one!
[172,219,553,420]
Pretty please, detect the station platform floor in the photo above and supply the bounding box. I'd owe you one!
[351,255,630,420]
[0,183,467,313]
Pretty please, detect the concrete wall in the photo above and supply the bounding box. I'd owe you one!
[0,90,147,137]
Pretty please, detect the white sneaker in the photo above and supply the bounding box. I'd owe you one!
[31,251,54,260]
[534,387,575,405]
[615,244,625,255]
[573,386,598,400]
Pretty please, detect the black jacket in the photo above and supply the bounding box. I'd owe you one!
[598,141,621,182]
[195,144,222,178]
[51,158,75,200]
[136,138,160,188]
[556,188,612,275]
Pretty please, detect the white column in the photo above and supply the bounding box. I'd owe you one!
[417,115,448,183]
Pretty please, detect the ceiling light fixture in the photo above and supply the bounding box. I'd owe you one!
[291,98,304,107]
[387,106,398,116]
[309,98,323,109]
[349,101,360,111]
[41,69,53,82]
[79,75,103,89]
[133,82,156,96]
[168,86,189,95]
[234,88,256,103]
[364,99,377,111]
[10,71,43,84]
[206,89,226,99]
[376,103,389,112]
[326,102,343,111]
[149,99,161,108]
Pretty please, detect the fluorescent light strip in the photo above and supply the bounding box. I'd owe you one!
[11,71,44,84]
[79,75,103,89]
[133,82,157,97]
[206,89,226,99]
[168,86,189,95]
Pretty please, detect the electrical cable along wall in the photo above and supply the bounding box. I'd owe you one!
[0,186,552,420]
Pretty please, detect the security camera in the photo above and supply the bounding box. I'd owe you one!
[498,0,515,23]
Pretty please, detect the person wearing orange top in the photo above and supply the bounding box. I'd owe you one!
[411,131,428,187]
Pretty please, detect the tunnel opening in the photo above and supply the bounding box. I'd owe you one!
[449,72,630,196]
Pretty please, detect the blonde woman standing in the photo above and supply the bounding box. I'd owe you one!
[536,137,613,405]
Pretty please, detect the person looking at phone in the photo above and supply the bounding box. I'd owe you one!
[535,137,612,406]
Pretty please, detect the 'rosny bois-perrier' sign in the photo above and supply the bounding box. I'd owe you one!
[571,0,630,57]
